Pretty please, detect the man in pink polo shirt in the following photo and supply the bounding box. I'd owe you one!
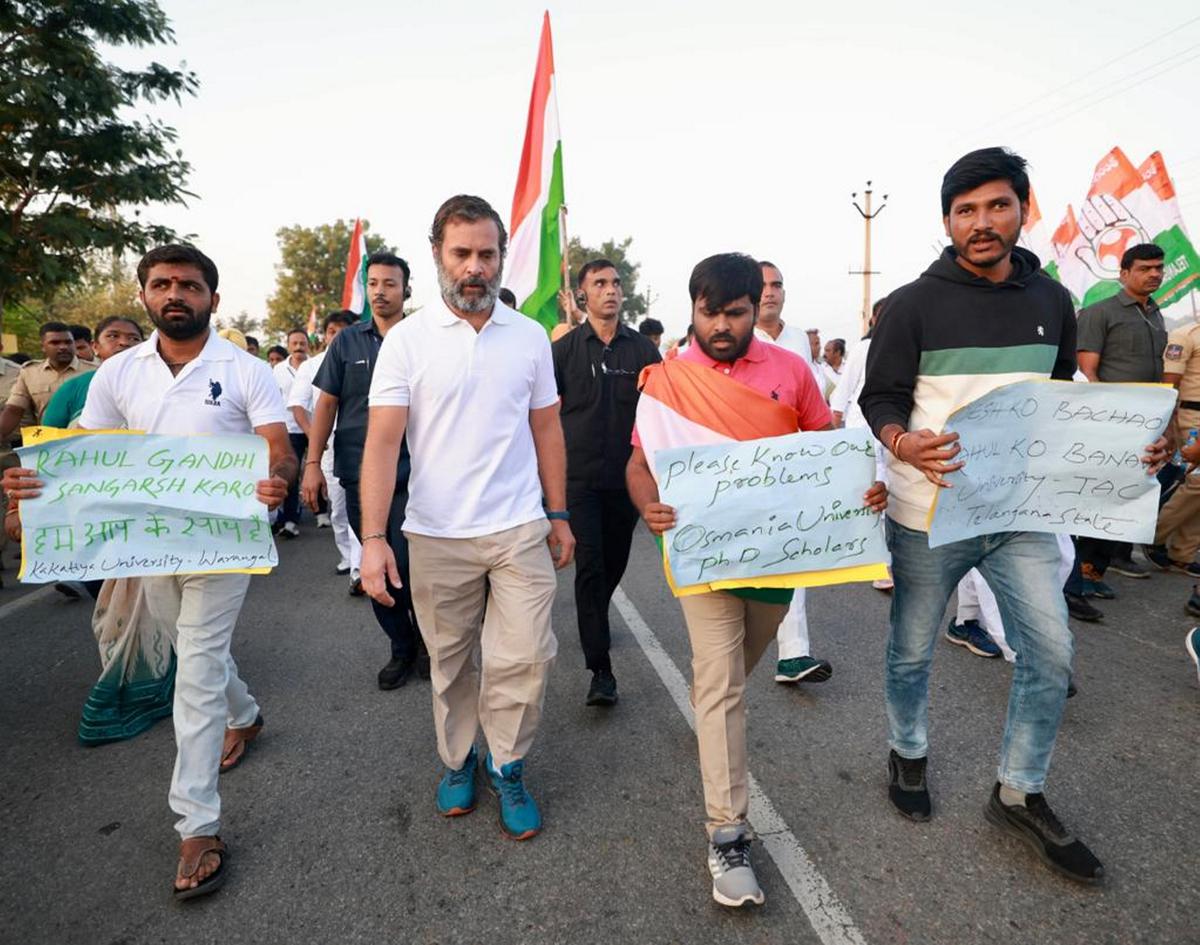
[626,253,886,907]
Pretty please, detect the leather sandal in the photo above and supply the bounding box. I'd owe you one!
[220,713,264,773]
[173,835,227,901]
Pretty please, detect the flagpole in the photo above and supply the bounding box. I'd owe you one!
[559,202,576,324]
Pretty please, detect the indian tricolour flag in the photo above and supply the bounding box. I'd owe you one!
[341,218,371,322]
[507,13,565,333]
[1050,147,1200,311]
[1018,186,1059,282]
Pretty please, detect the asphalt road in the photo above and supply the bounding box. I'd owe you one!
[0,522,1196,945]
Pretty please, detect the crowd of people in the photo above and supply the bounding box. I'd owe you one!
[1,147,1197,910]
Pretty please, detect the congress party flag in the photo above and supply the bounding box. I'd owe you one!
[1050,147,1200,310]
[341,217,372,322]
[1018,186,1059,281]
[508,12,566,333]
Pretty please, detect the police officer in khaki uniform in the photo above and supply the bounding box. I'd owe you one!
[0,322,95,442]
[1149,321,1200,576]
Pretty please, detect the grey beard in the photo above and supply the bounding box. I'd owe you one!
[436,263,500,314]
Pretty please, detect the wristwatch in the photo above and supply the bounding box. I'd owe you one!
[546,510,571,521]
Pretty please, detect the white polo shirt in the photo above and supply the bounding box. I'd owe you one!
[755,321,823,388]
[368,298,559,539]
[80,329,287,435]
[287,350,338,438]
[273,358,305,434]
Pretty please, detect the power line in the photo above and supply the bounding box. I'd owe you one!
[966,13,1200,136]
[1005,42,1200,137]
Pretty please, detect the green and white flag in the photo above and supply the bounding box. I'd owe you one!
[1051,147,1200,311]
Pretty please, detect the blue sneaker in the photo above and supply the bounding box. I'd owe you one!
[1186,628,1200,684]
[944,619,1001,658]
[436,745,478,816]
[485,752,542,840]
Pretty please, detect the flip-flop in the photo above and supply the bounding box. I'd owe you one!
[173,836,227,901]
[220,713,263,773]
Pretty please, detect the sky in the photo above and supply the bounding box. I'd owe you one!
[123,0,1200,342]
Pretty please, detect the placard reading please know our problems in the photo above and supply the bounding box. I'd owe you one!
[655,429,888,590]
[16,431,278,582]
[928,380,1175,548]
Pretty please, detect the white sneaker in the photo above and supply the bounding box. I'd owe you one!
[707,826,764,907]
[281,521,299,538]
[316,513,332,528]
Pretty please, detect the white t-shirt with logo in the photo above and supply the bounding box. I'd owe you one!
[80,329,287,435]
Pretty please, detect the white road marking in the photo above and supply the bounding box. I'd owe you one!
[0,585,56,622]
[612,586,869,945]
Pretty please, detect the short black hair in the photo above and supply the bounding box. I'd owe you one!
[688,253,763,313]
[95,316,144,338]
[827,338,846,357]
[136,244,219,293]
[1121,242,1164,271]
[244,335,259,349]
[286,327,308,341]
[267,344,287,358]
[68,324,92,342]
[40,321,72,337]
[577,258,618,287]
[498,287,517,307]
[323,310,358,332]
[941,147,1030,216]
[429,194,508,258]
[639,318,664,336]
[366,251,411,288]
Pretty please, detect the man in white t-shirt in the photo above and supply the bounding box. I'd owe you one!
[752,260,833,686]
[288,310,360,585]
[273,328,310,537]
[360,195,575,842]
[3,245,295,901]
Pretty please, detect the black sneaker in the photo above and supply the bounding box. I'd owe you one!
[1142,544,1172,571]
[586,669,618,707]
[887,749,931,821]
[1108,556,1149,579]
[377,656,415,690]
[1064,593,1102,622]
[984,784,1104,884]
[1187,586,1200,619]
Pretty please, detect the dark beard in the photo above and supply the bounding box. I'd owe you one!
[151,305,212,340]
[696,330,752,363]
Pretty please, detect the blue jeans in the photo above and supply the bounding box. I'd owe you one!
[885,519,1074,793]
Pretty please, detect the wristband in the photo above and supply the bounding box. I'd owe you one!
[305,460,322,466]
[361,532,387,543]
[546,510,570,521]
[889,430,910,458]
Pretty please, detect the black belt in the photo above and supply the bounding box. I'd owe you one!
[1179,401,1200,411]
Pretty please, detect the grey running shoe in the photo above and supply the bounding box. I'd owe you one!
[707,825,764,907]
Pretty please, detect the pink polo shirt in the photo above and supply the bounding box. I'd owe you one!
[632,336,831,447]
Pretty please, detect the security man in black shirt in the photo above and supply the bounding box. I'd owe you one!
[305,252,426,690]
[552,259,661,706]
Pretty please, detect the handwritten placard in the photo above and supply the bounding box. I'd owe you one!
[928,380,1175,548]
[16,432,278,582]
[655,429,887,589]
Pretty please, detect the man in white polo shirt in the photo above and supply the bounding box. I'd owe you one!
[4,245,296,900]
[273,327,313,537]
[359,194,575,842]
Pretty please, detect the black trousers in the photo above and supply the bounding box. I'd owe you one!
[343,480,420,661]
[568,485,640,673]
[281,432,327,525]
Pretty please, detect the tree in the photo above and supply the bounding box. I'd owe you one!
[566,236,649,324]
[7,253,142,353]
[266,220,391,337]
[217,311,261,336]
[0,1,198,336]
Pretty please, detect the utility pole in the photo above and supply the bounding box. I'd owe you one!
[850,182,887,337]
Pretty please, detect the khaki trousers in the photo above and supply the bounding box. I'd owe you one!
[1157,412,1200,563]
[406,519,557,769]
[679,591,788,836]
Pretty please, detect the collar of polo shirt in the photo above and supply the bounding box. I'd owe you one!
[135,328,234,363]
[435,296,514,328]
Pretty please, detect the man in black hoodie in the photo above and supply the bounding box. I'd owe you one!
[860,147,1165,885]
